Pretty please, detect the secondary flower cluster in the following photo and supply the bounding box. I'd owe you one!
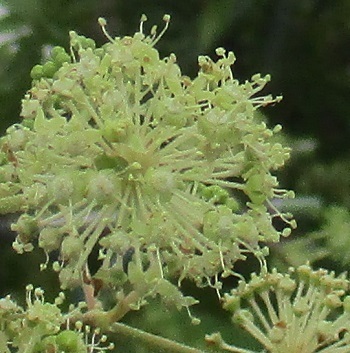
[207,264,350,353]
[0,285,113,353]
[0,16,292,311]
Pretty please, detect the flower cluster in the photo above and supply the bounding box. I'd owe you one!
[0,15,293,312]
[0,285,113,353]
[207,263,350,353]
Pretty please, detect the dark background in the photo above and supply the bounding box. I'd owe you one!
[1,1,350,351]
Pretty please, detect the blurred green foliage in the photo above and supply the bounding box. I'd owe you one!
[1,1,350,352]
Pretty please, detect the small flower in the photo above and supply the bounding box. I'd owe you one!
[53,327,114,353]
[208,263,350,353]
[0,286,64,352]
[0,285,113,353]
[0,15,292,312]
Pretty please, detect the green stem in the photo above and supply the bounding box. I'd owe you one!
[106,291,140,322]
[110,321,209,353]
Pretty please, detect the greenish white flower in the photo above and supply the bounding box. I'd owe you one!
[208,263,350,353]
[0,15,292,311]
[0,286,113,353]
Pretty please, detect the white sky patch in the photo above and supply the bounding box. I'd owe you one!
[0,4,31,46]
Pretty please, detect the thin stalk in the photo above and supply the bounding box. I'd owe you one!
[110,322,209,353]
